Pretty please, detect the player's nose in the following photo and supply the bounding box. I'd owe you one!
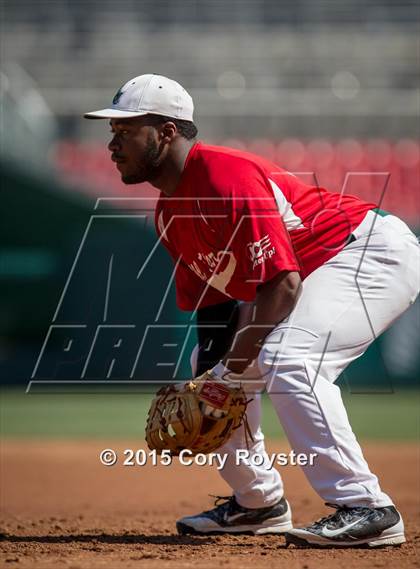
[108,135,120,152]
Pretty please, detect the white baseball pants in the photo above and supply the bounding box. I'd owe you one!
[191,211,419,509]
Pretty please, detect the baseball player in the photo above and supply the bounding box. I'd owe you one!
[85,74,419,547]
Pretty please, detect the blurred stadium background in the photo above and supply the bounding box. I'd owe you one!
[0,0,419,407]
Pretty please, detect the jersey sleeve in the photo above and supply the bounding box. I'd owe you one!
[209,163,301,301]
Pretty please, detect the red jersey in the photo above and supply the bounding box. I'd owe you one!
[155,142,376,311]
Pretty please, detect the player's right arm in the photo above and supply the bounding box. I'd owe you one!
[221,269,301,374]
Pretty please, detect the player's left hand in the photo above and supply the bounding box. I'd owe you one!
[145,371,252,456]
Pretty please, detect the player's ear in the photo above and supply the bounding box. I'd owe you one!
[160,121,177,142]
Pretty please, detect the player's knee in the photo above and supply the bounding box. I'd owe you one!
[190,343,199,377]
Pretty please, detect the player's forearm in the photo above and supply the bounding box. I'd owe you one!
[195,299,239,376]
[220,271,301,374]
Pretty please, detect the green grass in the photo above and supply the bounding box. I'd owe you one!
[1,388,419,441]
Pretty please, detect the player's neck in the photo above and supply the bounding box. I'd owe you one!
[149,138,196,197]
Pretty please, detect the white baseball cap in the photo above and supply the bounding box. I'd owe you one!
[84,74,194,121]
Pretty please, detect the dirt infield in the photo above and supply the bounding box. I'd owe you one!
[1,440,419,568]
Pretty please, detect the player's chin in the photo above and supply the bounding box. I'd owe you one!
[121,175,138,185]
[121,172,146,185]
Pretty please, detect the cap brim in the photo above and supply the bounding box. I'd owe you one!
[83,108,148,119]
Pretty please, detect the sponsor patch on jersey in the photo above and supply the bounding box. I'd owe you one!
[247,234,276,269]
[200,381,230,409]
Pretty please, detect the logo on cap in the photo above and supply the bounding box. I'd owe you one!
[112,86,125,105]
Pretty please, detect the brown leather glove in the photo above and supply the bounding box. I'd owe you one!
[145,371,251,456]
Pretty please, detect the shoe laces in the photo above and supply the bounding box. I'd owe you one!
[311,503,372,529]
[205,494,236,515]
